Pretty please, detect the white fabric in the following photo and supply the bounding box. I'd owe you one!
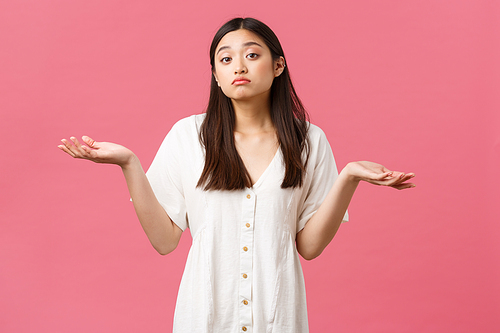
[146,114,348,333]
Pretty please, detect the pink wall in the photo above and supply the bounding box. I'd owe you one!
[1,1,498,332]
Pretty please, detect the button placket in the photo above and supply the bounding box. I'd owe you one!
[239,190,255,333]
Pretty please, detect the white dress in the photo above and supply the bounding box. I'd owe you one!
[146,114,348,333]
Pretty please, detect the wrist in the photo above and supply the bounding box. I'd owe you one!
[341,162,362,183]
[120,152,139,170]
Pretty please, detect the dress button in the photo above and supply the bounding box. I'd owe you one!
[245,223,250,228]
[242,327,247,332]
[243,300,248,305]
[243,246,248,252]
[246,194,251,199]
[242,273,248,279]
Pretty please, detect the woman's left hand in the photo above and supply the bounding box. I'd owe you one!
[343,161,415,190]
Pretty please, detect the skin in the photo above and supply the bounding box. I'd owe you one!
[213,29,285,184]
[59,136,182,255]
[58,28,415,259]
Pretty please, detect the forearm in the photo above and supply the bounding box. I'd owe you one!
[296,163,359,260]
[122,155,182,255]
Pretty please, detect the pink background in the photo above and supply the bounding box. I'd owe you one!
[1,1,499,332]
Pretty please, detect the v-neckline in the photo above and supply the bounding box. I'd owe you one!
[249,146,281,189]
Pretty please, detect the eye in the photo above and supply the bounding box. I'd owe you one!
[221,57,231,63]
[247,53,258,59]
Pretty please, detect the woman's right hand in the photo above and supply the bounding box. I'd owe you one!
[58,136,136,168]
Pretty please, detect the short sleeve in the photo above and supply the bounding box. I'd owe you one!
[145,120,189,231]
[297,126,349,233]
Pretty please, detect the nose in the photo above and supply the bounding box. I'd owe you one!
[234,58,247,74]
[234,67,247,74]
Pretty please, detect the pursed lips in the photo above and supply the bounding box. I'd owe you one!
[232,77,251,85]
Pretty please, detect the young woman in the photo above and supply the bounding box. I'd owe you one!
[59,17,415,333]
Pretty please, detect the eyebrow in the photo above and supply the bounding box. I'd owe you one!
[216,41,263,55]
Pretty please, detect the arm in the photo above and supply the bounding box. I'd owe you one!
[296,161,415,260]
[58,136,182,255]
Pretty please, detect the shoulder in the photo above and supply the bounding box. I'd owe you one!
[307,122,330,149]
[307,122,326,138]
[170,113,206,135]
[304,122,335,170]
[157,113,206,153]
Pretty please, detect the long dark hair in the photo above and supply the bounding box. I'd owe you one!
[197,17,310,190]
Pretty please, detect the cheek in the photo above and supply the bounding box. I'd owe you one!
[255,64,276,86]
[216,73,233,96]
[216,68,233,86]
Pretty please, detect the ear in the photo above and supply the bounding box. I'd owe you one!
[274,56,286,77]
[212,71,220,87]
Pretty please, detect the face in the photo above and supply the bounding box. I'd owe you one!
[213,29,285,102]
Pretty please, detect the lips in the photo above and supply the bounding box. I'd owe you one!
[232,77,251,85]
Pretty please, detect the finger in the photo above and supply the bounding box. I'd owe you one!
[392,173,407,185]
[63,138,89,159]
[70,136,94,158]
[375,176,409,187]
[374,172,403,185]
[80,144,97,159]
[61,138,75,149]
[373,171,394,181]
[70,136,83,149]
[392,182,416,190]
[82,136,98,149]
[394,172,415,179]
[386,172,413,186]
[58,143,76,158]
[395,173,415,185]
[61,139,80,157]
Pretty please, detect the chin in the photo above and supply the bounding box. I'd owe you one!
[227,91,254,101]
[234,90,271,102]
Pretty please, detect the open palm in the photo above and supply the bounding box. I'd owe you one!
[58,136,135,167]
[347,161,415,190]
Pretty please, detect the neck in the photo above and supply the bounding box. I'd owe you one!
[232,93,274,134]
